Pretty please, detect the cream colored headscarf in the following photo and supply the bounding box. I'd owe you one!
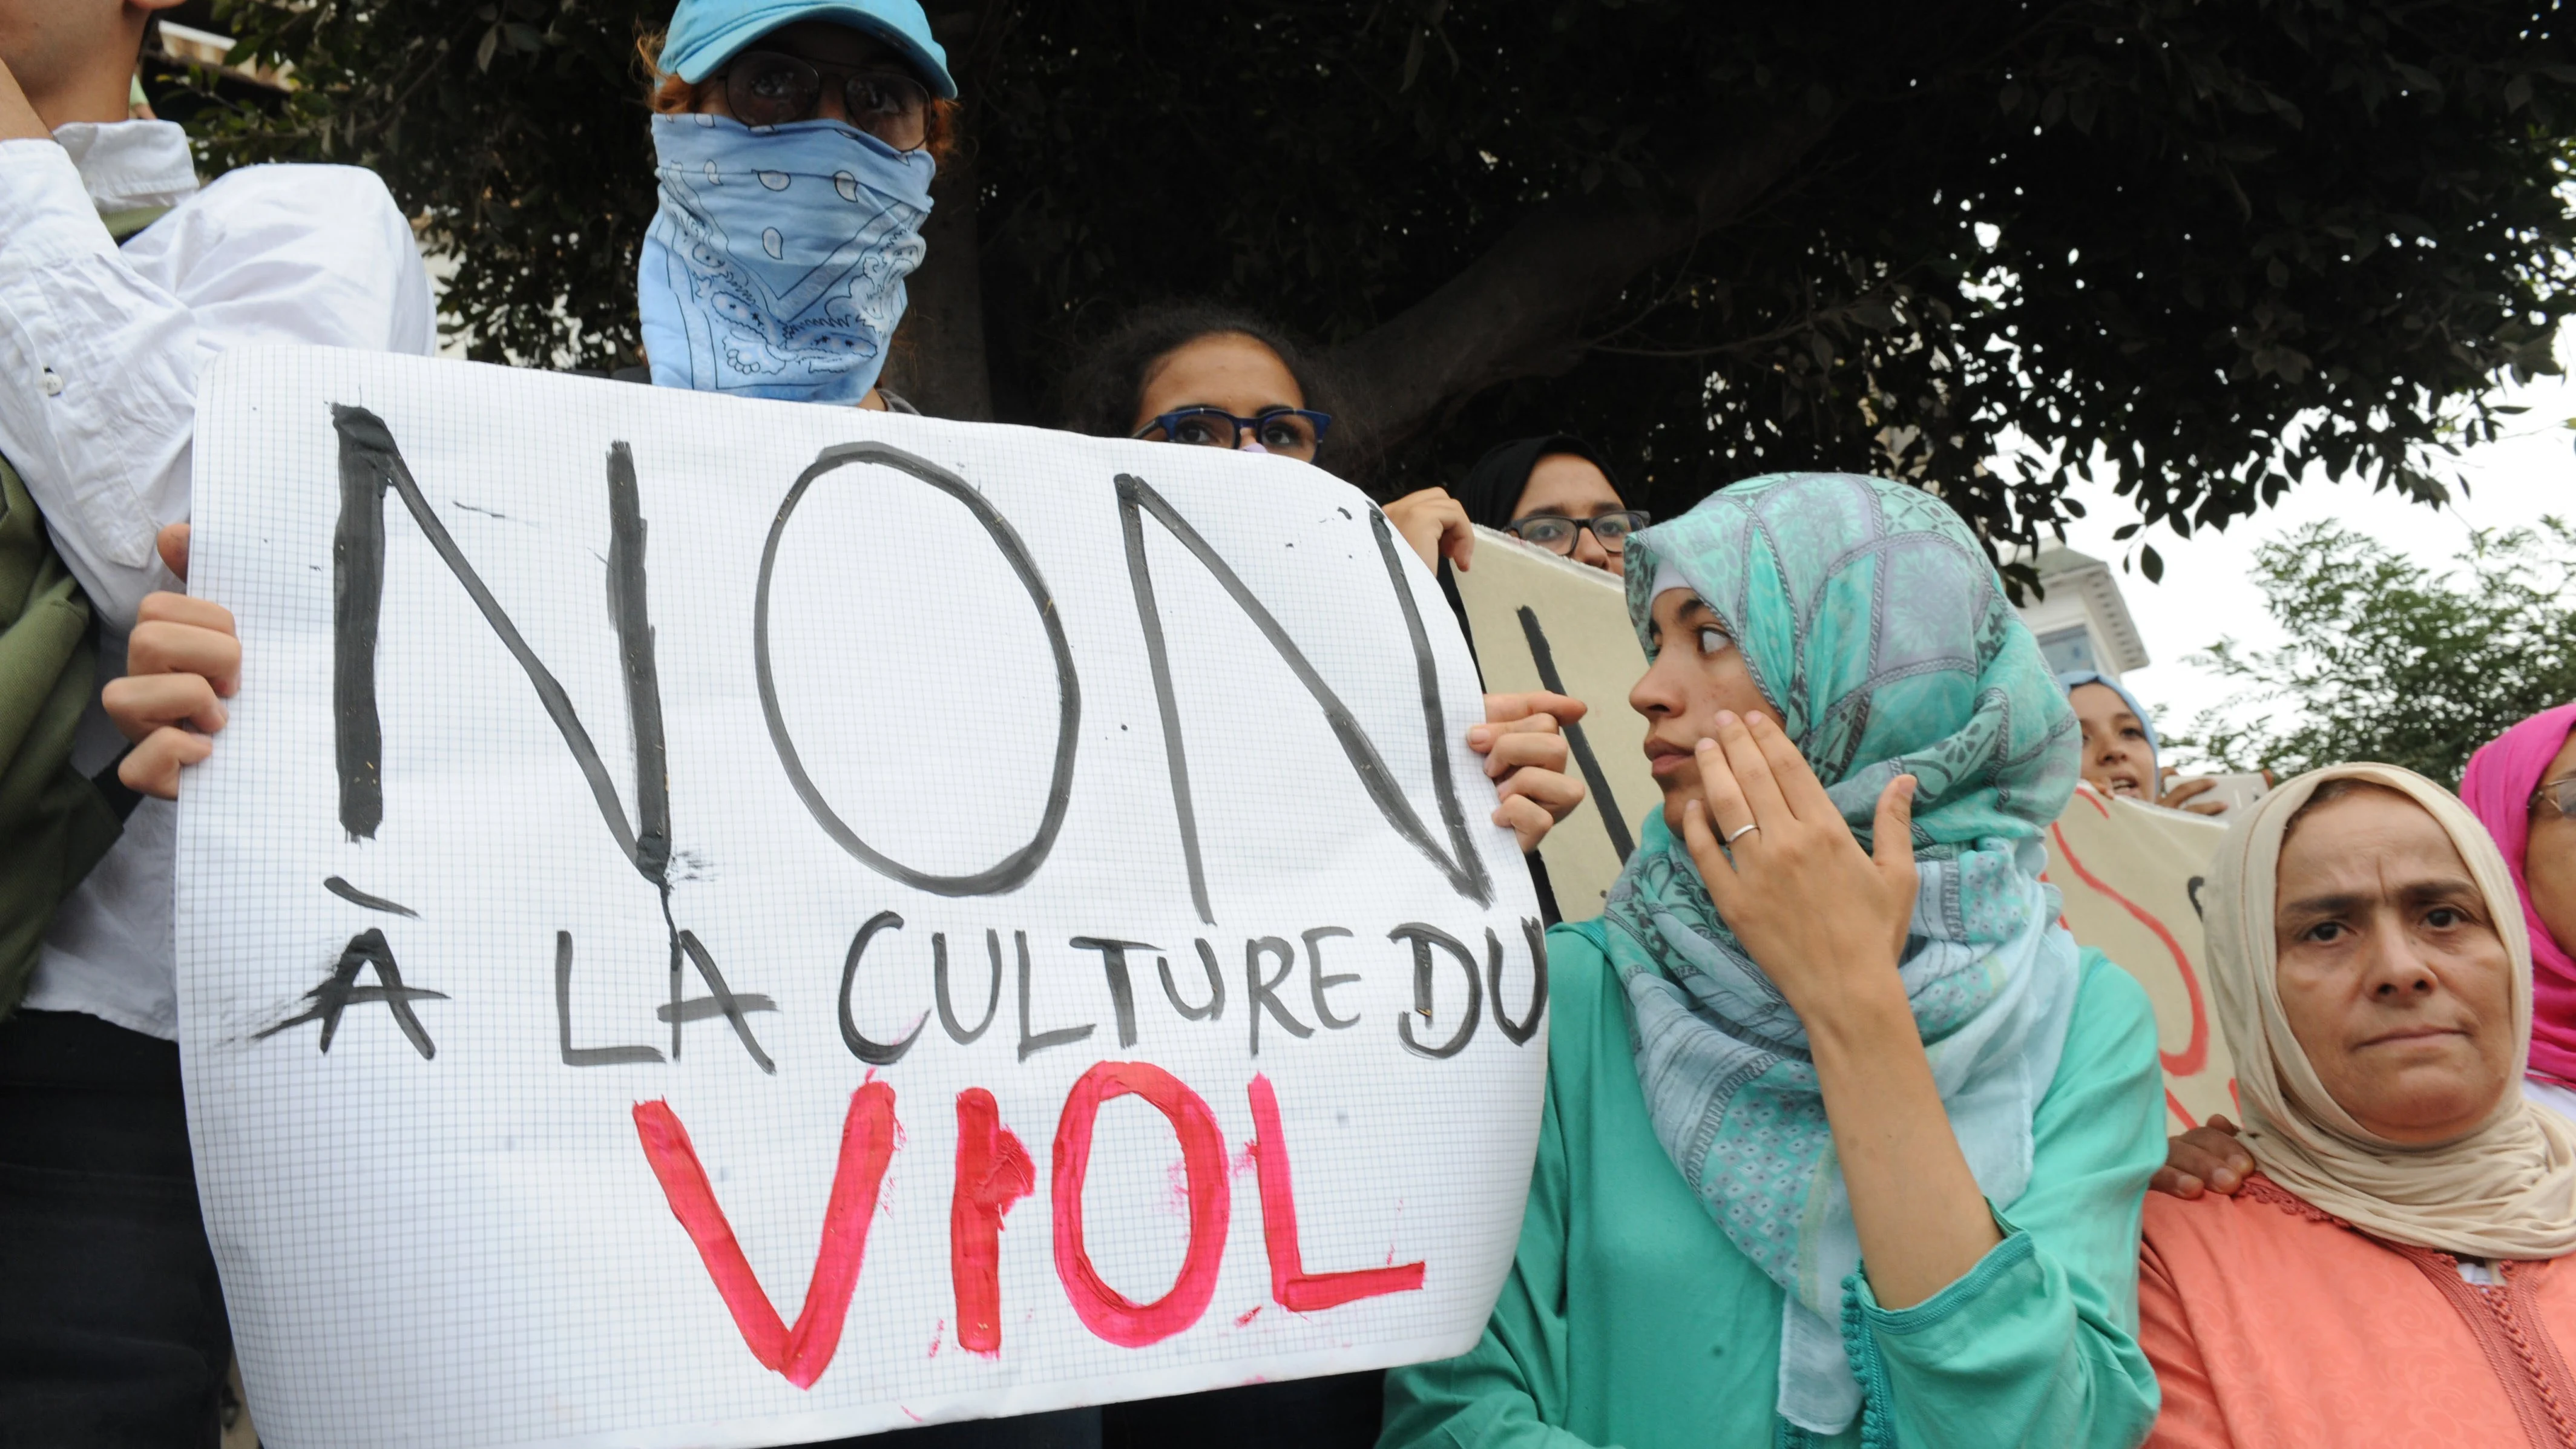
[2205,762,2576,1259]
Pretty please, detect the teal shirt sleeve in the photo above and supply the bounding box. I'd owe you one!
[1839,950,2165,1449]
[1378,1025,1612,1449]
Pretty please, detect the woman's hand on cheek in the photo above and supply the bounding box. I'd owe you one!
[1677,710,1919,1022]
[1471,691,1588,851]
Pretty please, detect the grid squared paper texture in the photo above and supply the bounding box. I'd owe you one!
[176,349,1549,1449]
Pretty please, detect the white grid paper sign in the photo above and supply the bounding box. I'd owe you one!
[176,349,1548,1449]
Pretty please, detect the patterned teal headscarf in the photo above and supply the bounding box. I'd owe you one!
[1602,472,2084,1438]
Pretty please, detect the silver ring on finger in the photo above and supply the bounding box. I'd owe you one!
[1724,822,1761,846]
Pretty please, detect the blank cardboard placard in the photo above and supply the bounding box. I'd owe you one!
[176,349,1548,1449]
[1450,528,1654,919]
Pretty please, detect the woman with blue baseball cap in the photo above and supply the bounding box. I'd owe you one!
[638,0,958,411]
[626,13,1579,1449]
[636,30,1083,1449]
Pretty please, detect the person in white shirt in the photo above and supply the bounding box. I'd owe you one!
[0,2,432,1442]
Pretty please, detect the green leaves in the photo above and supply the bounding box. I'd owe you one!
[200,0,661,370]
[182,0,2576,555]
[2186,519,2576,786]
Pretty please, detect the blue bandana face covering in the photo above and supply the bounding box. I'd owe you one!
[639,112,935,404]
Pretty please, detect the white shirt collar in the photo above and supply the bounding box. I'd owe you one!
[48,120,199,212]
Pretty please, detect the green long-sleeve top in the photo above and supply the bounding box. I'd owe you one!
[1381,928,2164,1449]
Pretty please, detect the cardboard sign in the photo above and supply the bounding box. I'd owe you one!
[2040,788,2235,1129]
[176,350,1548,1449]
[1448,530,2231,1128]
[1448,528,1656,919]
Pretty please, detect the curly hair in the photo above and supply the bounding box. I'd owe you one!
[634,30,960,164]
[1057,301,1367,481]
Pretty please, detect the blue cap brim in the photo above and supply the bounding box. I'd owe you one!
[665,3,957,99]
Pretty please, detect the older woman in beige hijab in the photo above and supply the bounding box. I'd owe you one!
[2138,762,2576,1447]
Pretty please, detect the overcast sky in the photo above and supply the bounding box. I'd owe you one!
[2037,348,2576,747]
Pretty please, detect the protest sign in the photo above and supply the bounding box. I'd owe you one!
[1445,530,2233,1127]
[175,349,1549,1449]
[2040,787,2235,1129]
[1448,529,1655,919]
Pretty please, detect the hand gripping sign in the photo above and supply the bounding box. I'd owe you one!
[176,350,1548,1449]
[1446,528,1655,921]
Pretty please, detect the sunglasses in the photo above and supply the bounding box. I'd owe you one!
[720,50,931,151]
[2537,777,2576,820]
[1134,407,1334,459]
[1503,510,1651,555]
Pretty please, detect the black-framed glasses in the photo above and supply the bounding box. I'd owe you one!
[2537,777,2576,820]
[1504,510,1651,555]
[1134,407,1334,458]
[720,50,931,151]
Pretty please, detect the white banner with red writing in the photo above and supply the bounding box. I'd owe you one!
[175,350,1548,1448]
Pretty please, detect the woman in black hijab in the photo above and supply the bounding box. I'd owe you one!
[1456,435,1644,575]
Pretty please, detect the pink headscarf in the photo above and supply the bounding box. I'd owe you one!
[2461,702,2576,1086]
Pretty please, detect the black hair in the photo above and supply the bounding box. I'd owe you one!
[2283,776,2407,838]
[1454,434,1626,530]
[1057,301,1364,480]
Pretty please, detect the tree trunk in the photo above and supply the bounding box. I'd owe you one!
[1324,107,1840,450]
[879,8,994,421]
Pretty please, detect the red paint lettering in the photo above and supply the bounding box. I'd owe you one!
[951,1087,1036,1356]
[631,1083,899,1388]
[1246,1074,1425,1311]
[2049,820,2209,1076]
[1051,1060,1230,1347]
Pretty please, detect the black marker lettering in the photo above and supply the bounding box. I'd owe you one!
[1071,938,1154,1049]
[838,911,922,1065]
[605,442,672,881]
[1114,472,1493,924]
[1245,936,1310,1057]
[661,930,776,1074]
[1015,930,1093,1061]
[332,419,387,840]
[255,927,445,1059]
[330,408,660,877]
[1515,605,1634,863]
[1390,922,1483,1060]
[323,876,417,918]
[754,442,1079,896]
[556,930,662,1066]
[1491,918,1550,1046]
[1160,941,1225,1022]
[936,932,1002,1044]
[1302,926,1360,1031]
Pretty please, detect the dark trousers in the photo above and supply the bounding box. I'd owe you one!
[797,1372,1385,1447]
[1104,1375,1385,1448]
[0,1009,230,1449]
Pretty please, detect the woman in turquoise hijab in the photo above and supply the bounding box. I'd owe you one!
[1381,473,2164,1449]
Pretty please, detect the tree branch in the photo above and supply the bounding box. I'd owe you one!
[1324,104,1841,448]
